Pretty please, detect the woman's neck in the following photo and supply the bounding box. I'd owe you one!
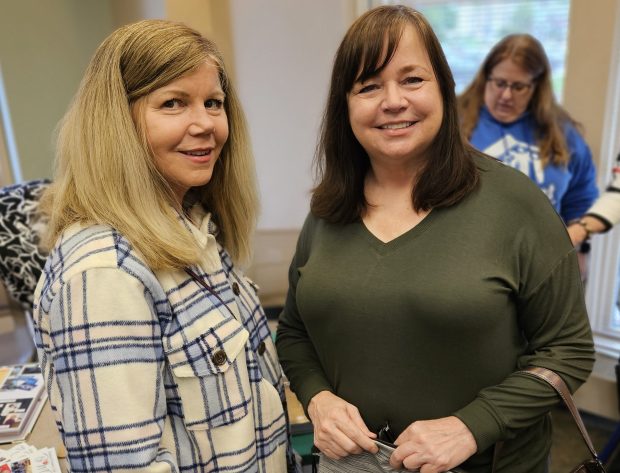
[360,159,431,243]
[366,158,422,193]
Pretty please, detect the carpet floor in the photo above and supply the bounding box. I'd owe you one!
[550,406,616,472]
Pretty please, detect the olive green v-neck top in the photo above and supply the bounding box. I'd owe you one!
[276,154,595,473]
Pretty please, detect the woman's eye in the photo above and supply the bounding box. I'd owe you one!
[205,98,224,110]
[162,98,183,109]
[404,76,423,85]
[358,84,379,94]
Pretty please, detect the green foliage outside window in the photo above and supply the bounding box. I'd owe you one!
[395,0,570,99]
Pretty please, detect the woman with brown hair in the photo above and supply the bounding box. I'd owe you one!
[277,6,594,473]
[458,34,598,245]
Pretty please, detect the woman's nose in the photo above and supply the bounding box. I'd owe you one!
[499,86,514,100]
[382,83,407,111]
[188,108,215,135]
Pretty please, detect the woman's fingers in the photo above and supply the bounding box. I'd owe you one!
[392,447,454,473]
[308,391,378,458]
[390,416,477,472]
[346,403,377,439]
[338,421,378,454]
[314,407,376,455]
[318,428,364,458]
[389,441,417,469]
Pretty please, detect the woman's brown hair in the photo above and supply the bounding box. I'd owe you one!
[458,33,580,166]
[311,5,479,223]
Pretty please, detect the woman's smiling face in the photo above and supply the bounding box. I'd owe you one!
[347,25,443,169]
[140,60,229,204]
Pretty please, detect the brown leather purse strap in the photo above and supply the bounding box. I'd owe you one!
[520,367,599,461]
[491,440,503,473]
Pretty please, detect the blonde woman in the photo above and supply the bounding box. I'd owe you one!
[34,20,293,473]
[458,34,598,246]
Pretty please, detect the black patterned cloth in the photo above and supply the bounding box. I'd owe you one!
[0,179,50,310]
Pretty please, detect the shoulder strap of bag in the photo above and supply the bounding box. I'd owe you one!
[520,366,599,461]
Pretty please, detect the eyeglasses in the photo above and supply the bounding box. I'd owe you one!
[487,77,534,95]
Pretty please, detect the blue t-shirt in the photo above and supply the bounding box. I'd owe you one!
[470,107,598,222]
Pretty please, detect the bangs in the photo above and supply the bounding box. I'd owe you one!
[125,35,219,102]
[353,19,406,85]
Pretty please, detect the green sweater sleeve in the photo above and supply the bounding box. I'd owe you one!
[454,249,595,452]
[276,214,333,412]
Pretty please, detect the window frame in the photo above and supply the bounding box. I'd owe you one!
[584,2,620,360]
[0,63,21,185]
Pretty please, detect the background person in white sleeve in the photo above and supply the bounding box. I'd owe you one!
[572,151,620,246]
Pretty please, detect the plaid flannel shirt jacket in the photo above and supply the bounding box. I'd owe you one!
[33,209,289,473]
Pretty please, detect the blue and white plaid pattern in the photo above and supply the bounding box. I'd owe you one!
[33,211,288,472]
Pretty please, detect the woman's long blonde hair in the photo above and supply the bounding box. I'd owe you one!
[458,33,580,167]
[42,19,258,269]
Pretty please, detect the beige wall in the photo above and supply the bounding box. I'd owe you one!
[563,0,619,168]
[0,1,116,181]
[109,0,164,28]
[0,0,235,183]
[165,0,236,81]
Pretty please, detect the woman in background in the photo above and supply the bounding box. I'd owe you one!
[277,6,594,473]
[572,151,620,245]
[33,20,293,473]
[458,34,598,246]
